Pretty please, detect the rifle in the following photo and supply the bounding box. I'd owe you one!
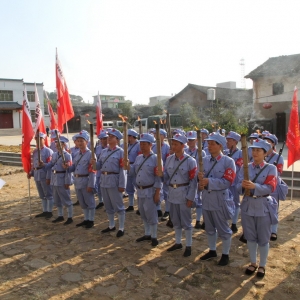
[55,130,66,165]
[36,129,42,164]
[89,123,96,170]
[241,134,250,196]
[274,141,285,166]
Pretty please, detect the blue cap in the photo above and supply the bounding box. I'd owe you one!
[248,133,260,139]
[186,131,197,139]
[226,131,241,142]
[76,130,90,142]
[35,132,46,139]
[139,133,156,143]
[172,128,185,136]
[201,128,209,135]
[249,138,272,152]
[97,130,108,139]
[127,129,139,138]
[221,129,226,134]
[57,136,69,143]
[171,133,187,144]
[72,134,78,141]
[205,132,226,148]
[50,129,60,139]
[262,130,270,135]
[108,128,123,139]
[154,128,167,137]
[148,128,155,134]
[263,134,278,145]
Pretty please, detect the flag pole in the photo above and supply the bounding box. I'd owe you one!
[291,164,294,204]
[28,178,32,218]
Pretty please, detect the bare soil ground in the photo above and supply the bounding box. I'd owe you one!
[0,164,300,300]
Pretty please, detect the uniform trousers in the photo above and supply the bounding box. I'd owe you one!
[138,196,158,225]
[75,188,96,209]
[101,187,125,214]
[95,177,103,203]
[53,186,72,207]
[229,186,240,224]
[35,180,53,212]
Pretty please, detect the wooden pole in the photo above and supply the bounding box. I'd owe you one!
[123,121,129,170]
[241,134,250,196]
[155,122,163,176]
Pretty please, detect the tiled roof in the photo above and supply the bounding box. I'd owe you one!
[245,54,300,79]
[0,101,22,110]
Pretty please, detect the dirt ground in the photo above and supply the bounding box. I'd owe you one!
[0,164,300,300]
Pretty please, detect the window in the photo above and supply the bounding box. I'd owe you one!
[0,90,13,101]
[27,91,35,102]
[30,110,36,123]
[272,83,284,95]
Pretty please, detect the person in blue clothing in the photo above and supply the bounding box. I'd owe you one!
[49,129,59,152]
[27,132,54,219]
[185,130,206,229]
[124,129,141,212]
[164,133,198,257]
[263,133,285,241]
[64,131,96,229]
[95,130,108,209]
[92,129,127,237]
[201,128,210,155]
[198,132,236,266]
[225,131,243,233]
[44,136,74,225]
[237,138,278,278]
[130,133,162,246]
[152,128,170,219]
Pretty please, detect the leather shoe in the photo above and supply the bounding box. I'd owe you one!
[63,218,73,225]
[95,202,104,209]
[200,250,217,261]
[85,221,94,229]
[52,216,64,223]
[126,206,134,212]
[101,226,116,233]
[151,238,159,247]
[76,220,88,227]
[35,212,47,218]
[245,264,258,275]
[167,243,183,252]
[183,246,191,257]
[116,230,124,237]
[256,267,265,278]
[218,254,229,266]
[136,235,151,242]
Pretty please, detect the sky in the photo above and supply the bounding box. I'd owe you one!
[1,0,300,105]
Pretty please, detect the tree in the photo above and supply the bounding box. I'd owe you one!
[152,103,164,115]
[180,103,198,129]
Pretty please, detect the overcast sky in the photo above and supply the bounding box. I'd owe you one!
[1,0,299,104]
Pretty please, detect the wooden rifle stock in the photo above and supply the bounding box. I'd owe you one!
[89,124,96,170]
[155,123,163,176]
[241,134,250,196]
[54,130,66,165]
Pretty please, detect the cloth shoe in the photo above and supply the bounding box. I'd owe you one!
[231,224,238,233]
[166,219,173,228]
[73,200,80,206]
[157,210,163,217]
[102,226,116,233]
[35,212,47,218]
[167,243,183,252]
[218,254,229,266]
[151,238,159,247]
[63,218,73,225]
[116,230,124,237]
[45,212,53,219]
[136,210,140,215]
[136,235,151,242]
[200,250,217,261]
[183,246,192,257]
[85,221,94,229]
[76,220,88,227]
[194,221,201,229]
[161,212,169,221]
[95,202,104,209]
[52,216,64,223]
[126,206,134,212]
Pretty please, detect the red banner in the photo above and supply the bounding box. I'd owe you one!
[47,100,58,130]
[96,92,103,135]
[56,50,74,133]
[21,86,35,174]
[286,87,300,168]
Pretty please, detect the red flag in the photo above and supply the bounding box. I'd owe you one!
[96,92,103,135]
[45,92,58,130]
[34,83,48,146]
[21,86,35,174]
[56,49,74,133]
[286,87,300,168]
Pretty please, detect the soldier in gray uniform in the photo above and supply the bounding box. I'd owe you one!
[130,133,162,246]
[164,134,198,257]
[44,136,73,225]
[65,131,96,229]
[198,132,236,266]
[27,132,54,219]
[237,139,278,278]
[93,129,127,237]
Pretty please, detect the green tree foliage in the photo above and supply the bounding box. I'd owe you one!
[180,103,198,129]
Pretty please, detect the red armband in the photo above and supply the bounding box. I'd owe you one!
[276,163,283,175]
[119,158,123,167]
[46,156,51,163]
[264,175,277,192]
[236,158,243,167]
[166,153,170,158]
[223,168,236,184]
[88,163,96,173]
[188,166,197,180]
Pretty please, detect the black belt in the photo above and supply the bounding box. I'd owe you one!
[130,162,135,164]
[137,184,154,190]
[34,167,43,170]
[249,193,270,199]
[101,171,119,175]
[169,182,189,189]
[74,174,89,177]
[52,170,66,174]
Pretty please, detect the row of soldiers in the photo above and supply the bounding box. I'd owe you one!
[29,126,285,278]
